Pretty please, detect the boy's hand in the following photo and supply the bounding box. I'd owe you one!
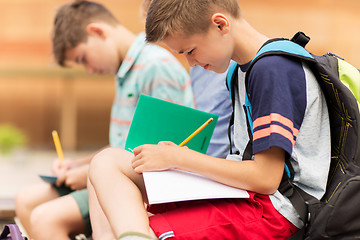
[56,164,89,190]
[131,142,186,173]
[51,158,73,176]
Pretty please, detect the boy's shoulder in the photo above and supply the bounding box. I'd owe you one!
[137,39,188,75]
[247,54,304,86]
[250,54,302,73]
[127,33,183,69]
[141,42,180,64]
[119,33,187,77]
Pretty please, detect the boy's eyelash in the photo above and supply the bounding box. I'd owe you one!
[188,49,194,55]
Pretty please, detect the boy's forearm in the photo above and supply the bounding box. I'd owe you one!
[177,147,284,195]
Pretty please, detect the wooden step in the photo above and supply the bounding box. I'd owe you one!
[0,198,15,220]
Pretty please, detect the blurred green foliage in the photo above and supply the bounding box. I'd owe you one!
[0,124,27,156]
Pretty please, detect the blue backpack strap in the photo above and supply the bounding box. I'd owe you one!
[226,61,239,100]
[226,61,253,134]
[226,61,239,155]
[244,92,253,134]
[253,39,315,63]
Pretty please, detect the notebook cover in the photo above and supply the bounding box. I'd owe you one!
[125,94,218,153]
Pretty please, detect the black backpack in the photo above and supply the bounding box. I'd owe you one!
[226,32,360,239]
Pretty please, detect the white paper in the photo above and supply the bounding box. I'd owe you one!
[143,169,249,205]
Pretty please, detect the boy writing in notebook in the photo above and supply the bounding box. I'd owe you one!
[15,1,194,239]
[87,0,331,239]
[141,0,235,159]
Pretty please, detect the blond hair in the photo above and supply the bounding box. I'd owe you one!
[145,0,241,43]
[52,0,118,66]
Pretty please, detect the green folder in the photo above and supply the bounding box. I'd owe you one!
[125,94,218,153]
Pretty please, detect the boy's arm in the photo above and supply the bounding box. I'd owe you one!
[132,143,285,195]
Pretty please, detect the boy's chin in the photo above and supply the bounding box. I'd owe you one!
[211,66,228,74]
[201,64,224,74]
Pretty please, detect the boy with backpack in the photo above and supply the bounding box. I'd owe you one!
[87,0,334,239]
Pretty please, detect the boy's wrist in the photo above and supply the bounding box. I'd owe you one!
[173,147,195,170]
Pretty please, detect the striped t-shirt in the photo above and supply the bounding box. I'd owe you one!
[109,33,194,147]
[227,55,330,228]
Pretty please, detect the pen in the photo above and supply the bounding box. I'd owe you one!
[52,130,64,162]
[179,118,213,147]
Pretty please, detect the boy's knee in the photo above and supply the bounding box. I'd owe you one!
[15,189,26,208]
[90,147,127,170]
[30,204,69,239]
[30,204,56,235]
[89,147,115,182]
[30,204,49,226]
[15,187,33,214]
[89,147,133,184]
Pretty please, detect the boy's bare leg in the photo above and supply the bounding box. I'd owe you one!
[88,178,116,240]
[30,194,85,240]
[89,147,154,238]
[15,182,60,237]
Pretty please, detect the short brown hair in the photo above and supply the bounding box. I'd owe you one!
[52,0,118,66]
[145,0,241,43]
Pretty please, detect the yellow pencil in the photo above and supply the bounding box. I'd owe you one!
[52,130,64,162]
[179,118,213,147]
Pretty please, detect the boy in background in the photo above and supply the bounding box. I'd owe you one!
[15,1,193,239]
[87,0,331,239]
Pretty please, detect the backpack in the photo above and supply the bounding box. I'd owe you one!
[0,224,27,240]
[226,31,360,239]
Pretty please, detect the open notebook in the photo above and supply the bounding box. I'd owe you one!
[126,95,249,204]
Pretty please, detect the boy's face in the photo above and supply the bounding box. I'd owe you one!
[65,34,120,75]
[162,22,233,73]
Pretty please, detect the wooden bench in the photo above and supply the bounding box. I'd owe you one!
[0,198,16,229]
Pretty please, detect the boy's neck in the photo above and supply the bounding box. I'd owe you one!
[113,25,137,63]
[232,18,269,65]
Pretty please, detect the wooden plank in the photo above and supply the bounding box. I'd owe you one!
[0,198,15,219]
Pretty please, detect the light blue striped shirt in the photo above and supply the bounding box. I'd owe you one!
[109,33,194,147]
[190,63,235,158]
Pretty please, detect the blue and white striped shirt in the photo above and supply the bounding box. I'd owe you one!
[109,33,194,147]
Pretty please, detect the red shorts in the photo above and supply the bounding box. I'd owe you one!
[148,192,298,240]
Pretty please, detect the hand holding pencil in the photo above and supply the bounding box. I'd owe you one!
[131,117,214,173]
[51,130,68,186]
[40,130,66,185]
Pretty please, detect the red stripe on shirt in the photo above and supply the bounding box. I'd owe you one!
[253,113,298,146]
[110,118,131,126]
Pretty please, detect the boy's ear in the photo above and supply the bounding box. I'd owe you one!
[211,13,230,34]
[86,23,107,39]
